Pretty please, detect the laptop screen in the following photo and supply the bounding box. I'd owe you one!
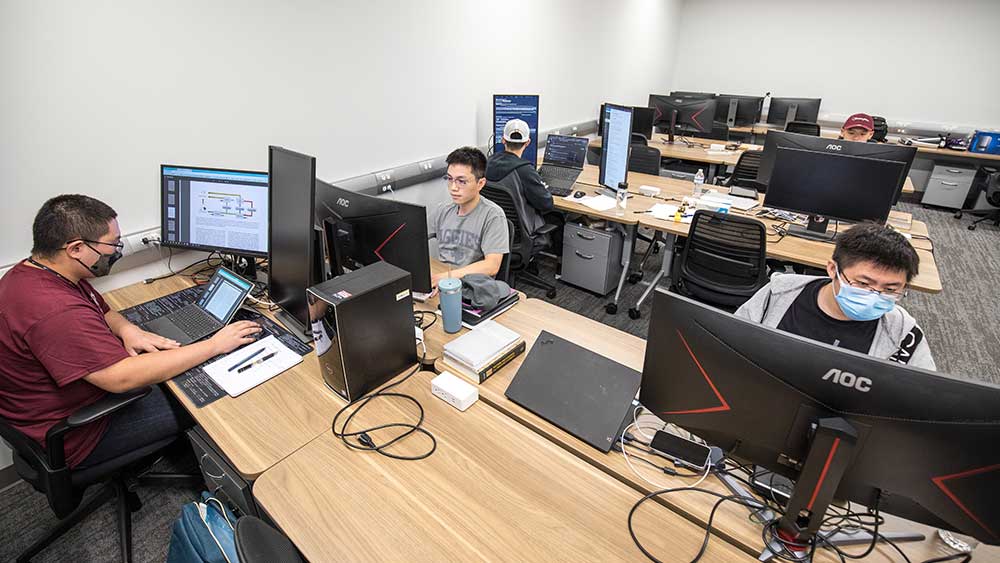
[196,268,254,322]
[543,135,589,168]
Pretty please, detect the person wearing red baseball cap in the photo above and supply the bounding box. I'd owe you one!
[840,113,875,142]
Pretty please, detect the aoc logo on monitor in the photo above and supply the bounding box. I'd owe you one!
[825,144,843,151]
[336,198,350,208]
[822,368,872,392]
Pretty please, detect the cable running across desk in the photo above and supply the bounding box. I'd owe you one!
[330,350,437,461]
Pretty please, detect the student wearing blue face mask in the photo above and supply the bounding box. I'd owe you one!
[735,222,934,370]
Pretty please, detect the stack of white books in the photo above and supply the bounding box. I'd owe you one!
[442,320,525,384]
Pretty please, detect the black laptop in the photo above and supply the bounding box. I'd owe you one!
[538,135,590,197]
[141,267,254,345]
[504,331,642,452]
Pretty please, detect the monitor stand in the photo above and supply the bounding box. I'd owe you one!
[223,254,258,280]
[726,99,739,128]
[787,216,837,242]
[274,310,313,345]
[666,109,678,144]
[784,104,799,128]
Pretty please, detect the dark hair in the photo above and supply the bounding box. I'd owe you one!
[445,146,487,179]
[504,139,528,152]
[32,195,118,258]
[832,222,919,281]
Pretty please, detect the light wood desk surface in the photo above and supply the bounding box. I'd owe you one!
[433,299,995,562]
[591,134,758,166]
[253,370,754,563]
[570,166,941,293]
[103,260,454,479]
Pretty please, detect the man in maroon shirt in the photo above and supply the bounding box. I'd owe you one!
[0,195,261,468]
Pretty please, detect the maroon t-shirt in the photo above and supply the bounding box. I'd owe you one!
[0,261,130,467]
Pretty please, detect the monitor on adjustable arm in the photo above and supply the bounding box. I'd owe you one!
[160,165,268,278]
[641,289,1000,554]
[314,180,432,294]
[764,147,903,240]
[268,146,318,343]
[767,97,822,127]
[648,95,718,141]
[757,131,918,205]
[599,103,633,197]
[599,104,656,140]
[714,94,765,127]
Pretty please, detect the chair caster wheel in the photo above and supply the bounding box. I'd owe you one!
[628,308,641,319]
[627,272,643,284]
[954,211,963,219]
[546,289,557,299]
[968,225,977,231]
[605,303,618,315]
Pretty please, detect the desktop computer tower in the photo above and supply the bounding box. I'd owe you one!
[307,261,417,402]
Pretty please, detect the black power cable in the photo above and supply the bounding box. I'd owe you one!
[330,352,436,461]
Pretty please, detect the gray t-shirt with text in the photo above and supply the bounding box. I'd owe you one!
[429,197,510,267]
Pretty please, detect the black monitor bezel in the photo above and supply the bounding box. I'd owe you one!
[159,164,269,258]
[599,103,633,191]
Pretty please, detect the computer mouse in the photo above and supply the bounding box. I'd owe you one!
[573,191,586,199]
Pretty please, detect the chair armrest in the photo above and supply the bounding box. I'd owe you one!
[733,179,768,192]
[45,386,152,467]
[536,223,558,235]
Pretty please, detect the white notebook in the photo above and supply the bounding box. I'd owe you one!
[443,320,520,371]
[203,335,302,397]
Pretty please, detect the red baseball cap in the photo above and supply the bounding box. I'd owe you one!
[842,113,874,131]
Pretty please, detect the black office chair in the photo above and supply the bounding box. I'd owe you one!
[0,386,200,562]
[495,219,515,284]
[628,144,662,176]
[234,516,305,563]
[690,123,730,142]
[716,149,769,194]
[630,133,649,146]
[871,115,889,143]
[955,167,1000,230]
[785,121,820,136]
[482,182,558,298]
[586,146,602,165]
[670,210,768,312]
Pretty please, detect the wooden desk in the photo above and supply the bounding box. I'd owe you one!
[433,299,997,562]
[102,259,453,478]
[590,134,759,180]
[253,370,754,563]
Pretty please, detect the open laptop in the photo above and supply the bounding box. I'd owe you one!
[538,135,590,197]
[141,267,254,345]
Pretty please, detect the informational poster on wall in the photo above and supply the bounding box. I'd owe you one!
[493,94,539,166]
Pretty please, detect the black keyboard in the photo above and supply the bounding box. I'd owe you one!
[169,306,220,339]
[540,166,581,181]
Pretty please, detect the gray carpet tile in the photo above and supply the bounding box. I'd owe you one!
[519,203,1000,385]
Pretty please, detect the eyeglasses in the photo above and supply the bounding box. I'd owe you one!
[837,267,908,301]
[66,239,125,252]
[443,174,478,189]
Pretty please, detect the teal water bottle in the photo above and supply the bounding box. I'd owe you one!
[439,277,463,334]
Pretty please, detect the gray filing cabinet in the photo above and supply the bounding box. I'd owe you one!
[561,223,624,295]
[921,163,977,209]
[187,426,259,517]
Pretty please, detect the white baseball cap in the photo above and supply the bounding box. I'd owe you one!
[503,119,531,143]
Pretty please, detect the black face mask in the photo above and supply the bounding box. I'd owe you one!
[74,241,123,277]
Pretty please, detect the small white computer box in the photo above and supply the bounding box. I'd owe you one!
[638,185,661,197]
[431,372,478,412]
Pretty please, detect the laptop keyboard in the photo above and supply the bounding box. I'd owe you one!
[170,306,220,339]
[542,166,581,181]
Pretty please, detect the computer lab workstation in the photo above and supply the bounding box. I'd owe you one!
[5,3,1000,562]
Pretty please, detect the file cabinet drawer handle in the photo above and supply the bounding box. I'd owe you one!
[200,453,227,480]
[575,232,595,241]
[939,181,958,187]
[946,169,963,174]
[574,250,595,260]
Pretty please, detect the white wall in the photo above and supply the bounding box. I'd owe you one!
[0,0,683,268]
[671,0,1000,131]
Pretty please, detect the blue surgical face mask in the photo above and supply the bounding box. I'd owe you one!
[833,272,896,321]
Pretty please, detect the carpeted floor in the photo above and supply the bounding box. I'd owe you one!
[0,202,996,563]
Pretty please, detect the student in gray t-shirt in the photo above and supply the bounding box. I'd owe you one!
[429,147,510,288]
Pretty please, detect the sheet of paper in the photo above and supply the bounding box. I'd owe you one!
[729,196,760,211]
[580,194,618,212]
[203,335,302,397]
[649,203,679,220]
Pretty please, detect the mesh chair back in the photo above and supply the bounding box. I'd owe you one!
[731,150,763,184]
[482,183,531,268]
[628,145,661,176]
[785,121,820,136]
[674,210,768,309]
[630,133,648,146]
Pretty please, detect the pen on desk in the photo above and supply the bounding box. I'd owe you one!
[228,347,264,372]
[237,351,276,374]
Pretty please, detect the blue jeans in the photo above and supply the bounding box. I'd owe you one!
[78,384,194,468]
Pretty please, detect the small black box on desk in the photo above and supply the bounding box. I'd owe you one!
[307,261,417,402]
